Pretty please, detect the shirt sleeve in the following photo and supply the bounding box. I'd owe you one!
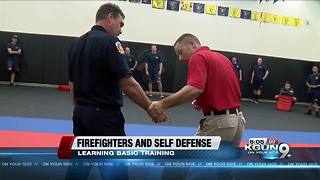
[144,53,149,64]
[187,54,207,91]
[159,52,164,63]
[142,51,148,63]
[6,43,12,52]
[262,65,266,76]
[252,65,256,74]
[279,88,284,95]
[132,55,137,64]
[306,75,311,84]
[105,38,131,81]
[289,88,294,96]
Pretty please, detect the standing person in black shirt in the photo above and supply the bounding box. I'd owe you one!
[67,3,166,180]
[250,57,269,103]
[144,45,164,98]
[124,47,137,72]
[305,65,320,117]
[6,34,22,87]
[231,56,242,81]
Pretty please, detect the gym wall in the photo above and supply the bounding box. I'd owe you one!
[0,1,319,102]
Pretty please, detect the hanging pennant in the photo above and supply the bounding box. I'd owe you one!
[229,7,241,18]
[205,4,217,15]
[152,0,165,9]
[217,6,229,17]
[181,1,193,12]
[240,9,251,20]
[193,3,205,14]
[167,0,180,11]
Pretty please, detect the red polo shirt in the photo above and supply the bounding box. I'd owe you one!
[187,46,241,112]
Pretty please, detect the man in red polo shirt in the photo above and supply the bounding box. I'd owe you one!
[148,33,245,146]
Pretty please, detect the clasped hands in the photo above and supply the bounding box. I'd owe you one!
[147,101,167,123]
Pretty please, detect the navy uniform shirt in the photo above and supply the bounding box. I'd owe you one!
[232,63,241,78]
[253,64,267,80]
[307,73,320,90]
[68,25,131,107]
[125,54,136,69]
[143,51,163,73]
[6,42,21,61]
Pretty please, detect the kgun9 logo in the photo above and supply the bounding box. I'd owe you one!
[245,138,290,159]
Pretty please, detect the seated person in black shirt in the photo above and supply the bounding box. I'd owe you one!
[275,82,297,105]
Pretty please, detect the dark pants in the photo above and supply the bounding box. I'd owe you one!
[307,90,320,104]
[72,104,126,136]
[65,104,128,180]
[147,72,161,83]
[252,79,263,90]
[7,58,20,72]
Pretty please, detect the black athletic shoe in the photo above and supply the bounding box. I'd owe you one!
[316,111,320,117]
[304,110,312,115]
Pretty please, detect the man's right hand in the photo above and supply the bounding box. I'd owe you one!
[152,113,167,123]
[192,100,201,111]
[146,71,149,76]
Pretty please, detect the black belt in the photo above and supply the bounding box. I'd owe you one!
[203,108,239,116]
[76,102,120,110]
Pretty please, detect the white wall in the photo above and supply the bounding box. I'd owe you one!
[0,1,319,61]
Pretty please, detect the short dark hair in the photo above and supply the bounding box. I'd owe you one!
[174,33,201,46]
[284,81,290,85]
[96,3,125,22]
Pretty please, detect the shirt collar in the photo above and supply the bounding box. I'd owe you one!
[91,25,107,33]
[194,46,210,53]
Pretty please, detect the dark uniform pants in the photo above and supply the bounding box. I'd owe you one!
[7,57,20,72]
[252,78,263,90]
[307,89,320,104]
[147,71,161,83]
[72,104,126,136]
[65,104,128,180]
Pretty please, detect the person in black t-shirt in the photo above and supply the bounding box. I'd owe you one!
[305,65,320,117]
[124,47,137,72]
[144,45,164,98]
[6,34,22,87]
[231,57,242,81]
[250,57,269,103]
[67,3,166,180]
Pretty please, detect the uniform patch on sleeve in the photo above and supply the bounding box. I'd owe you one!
[115,41,125,54]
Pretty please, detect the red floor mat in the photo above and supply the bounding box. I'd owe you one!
[0,130,71,148]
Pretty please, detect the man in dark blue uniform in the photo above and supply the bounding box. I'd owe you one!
[305,65,320,117]
[144,45,164,98]
[67,3,165,180]
[124,47,137,72]
[6,34,22,87]
[231,57,242,81]
[250,57,269,103]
